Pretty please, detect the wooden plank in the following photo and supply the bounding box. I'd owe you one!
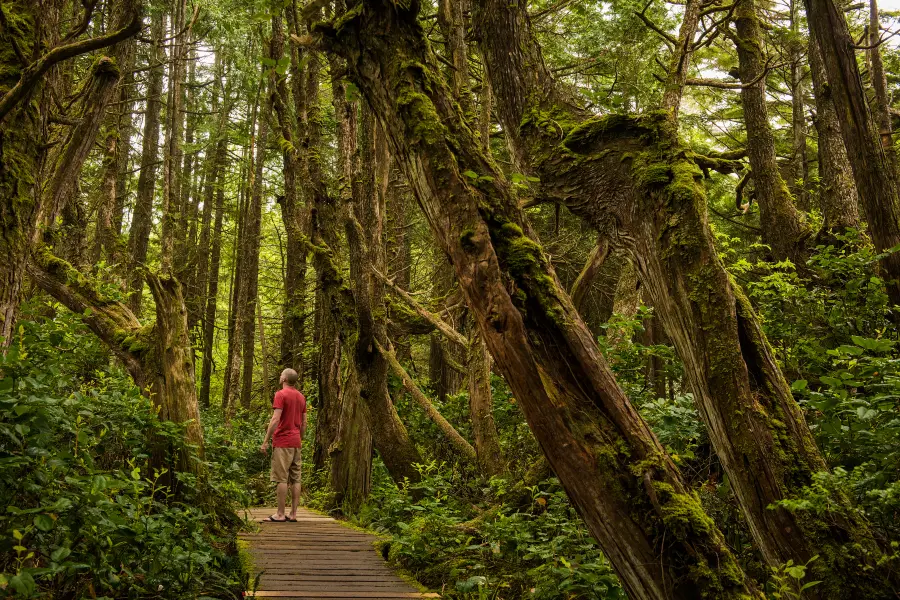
[241,507,437,598]
[245,592,439,598]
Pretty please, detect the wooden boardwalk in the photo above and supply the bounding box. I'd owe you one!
[240,507,439,599]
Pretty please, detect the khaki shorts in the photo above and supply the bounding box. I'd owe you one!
[270,447,302,485]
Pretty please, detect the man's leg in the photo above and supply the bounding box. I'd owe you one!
[290,482,301,519]
[276,482,288,518]
[289,448,302,520]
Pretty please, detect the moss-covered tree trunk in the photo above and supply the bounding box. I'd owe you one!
[127,9,165,316]
[467,334,505,476]
[473,1,896,597]
[0,3,40,346]
[344,103,421,487]
[808,38,859,238]
[733,0,811,262]
[28,250,204,473]
[317,4,758,598]
[806,0,900,309]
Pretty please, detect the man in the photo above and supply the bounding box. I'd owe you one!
[259,368,307,522]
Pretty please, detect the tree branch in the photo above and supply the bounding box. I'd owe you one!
[375,338,478,464]
[373,267,469,349]
[0,7,141,124]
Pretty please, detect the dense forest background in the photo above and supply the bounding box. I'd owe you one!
[2,0,900,597]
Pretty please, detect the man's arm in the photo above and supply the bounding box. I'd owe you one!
[300,408,307,442]
[260,408,283,453]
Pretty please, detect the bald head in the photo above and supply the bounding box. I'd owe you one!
[280,368,299,387]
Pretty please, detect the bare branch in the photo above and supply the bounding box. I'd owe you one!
[372,267,469,349]
[376,338,478,464]
[634,1,678,48]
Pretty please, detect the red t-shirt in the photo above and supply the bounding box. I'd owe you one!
[272,387,306,448]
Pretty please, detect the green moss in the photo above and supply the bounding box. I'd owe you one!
[459,228,476,251]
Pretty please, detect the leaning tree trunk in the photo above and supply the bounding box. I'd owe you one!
[28,249,204,474]
[808,38,859,238]
[472,1,895,597]
[317,4,758,599]
[806,0,900,309]
[733,0,811,263]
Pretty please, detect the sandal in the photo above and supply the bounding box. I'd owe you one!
[264,515,288,522]
[287,516,297,522]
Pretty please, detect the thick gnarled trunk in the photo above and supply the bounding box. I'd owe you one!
[28,250,204,473]
[474,2,894,597]
[318,5,757,598]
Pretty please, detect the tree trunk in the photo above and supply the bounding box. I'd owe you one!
[570,238,610,313]
[273,13,308,386]
[345,102,422,486]
[127,9,165,316]
[28,249,204,474]
[41,58,121,238]
[0,3,41,345]
[868,0,895,161]
[199,139,227,409]
[473,1,895,596]
[237,55,272,411]
[159,0,188,272]
[319,5,758,598]
[734,0,811,263]
[377,338,478,464]
[790,0,810,212]
[467,333,505,476]
[806,0,900,308]
[808,37,860,237]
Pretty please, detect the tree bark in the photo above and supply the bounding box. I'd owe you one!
[318,5,758,598]
[789,0,810,212]
[733,0,811,263]
[806,0,900,308]
[199,137,227,409]
[868,0,895,161]
[28,248,204,473]
[127,9,165,316]
[237,106,268,409]
[0,2,42,345]
[808,37,859,237]
[467,333,505,476]
[344,102,422,486]
[473,1,894,596]
[159,0,188,272]
[274,13,308,386]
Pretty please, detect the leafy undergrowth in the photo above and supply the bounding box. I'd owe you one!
[318,462,626,600]
[0,312,249,599]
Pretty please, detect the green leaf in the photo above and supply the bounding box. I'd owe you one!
[791,380,808,391]
[819,376,843,387]
[33,514,54,532]
[856,407,878,420]
[50,546,71,562]
[462,170,478,180]
[9,571,35,596]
